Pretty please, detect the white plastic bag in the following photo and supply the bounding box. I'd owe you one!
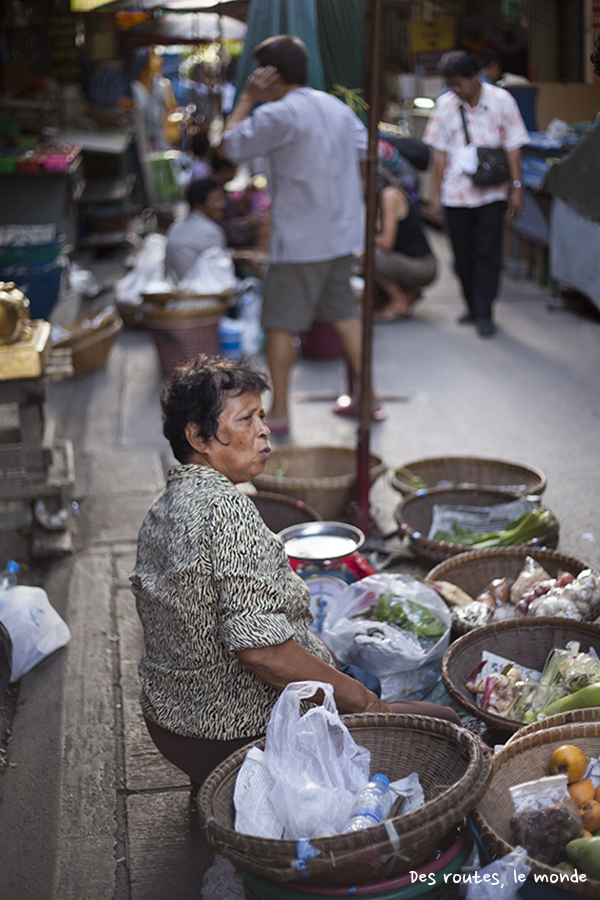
[0,586,71,682]
[201,856,245,900]
[113,233,170,305]
[263,681,371,839]
[466,846,530,899]
[321,574,451,702]
[179,247,237,294]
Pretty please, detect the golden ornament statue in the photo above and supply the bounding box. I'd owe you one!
[0,282,32,345]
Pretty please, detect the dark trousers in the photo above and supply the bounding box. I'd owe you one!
[444,202,505,322]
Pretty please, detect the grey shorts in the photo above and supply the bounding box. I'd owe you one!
[262,255,357,333]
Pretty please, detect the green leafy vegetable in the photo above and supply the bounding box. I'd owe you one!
[432,509,554,548]
[374,593,445,638]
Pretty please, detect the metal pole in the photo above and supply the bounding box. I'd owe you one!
[355,0,383,536]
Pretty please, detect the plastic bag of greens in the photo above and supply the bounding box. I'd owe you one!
[321,574,451,702]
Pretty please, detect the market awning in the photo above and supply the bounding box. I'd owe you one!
[99,0,249,19]
[122,11,247,44]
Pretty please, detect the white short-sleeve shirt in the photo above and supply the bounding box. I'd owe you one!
[423,82,529,208]
[223,87,367,263]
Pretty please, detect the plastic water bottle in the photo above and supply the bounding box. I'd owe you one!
[239,277,264,355]
[0,561,19,590]
[343,774,393,832]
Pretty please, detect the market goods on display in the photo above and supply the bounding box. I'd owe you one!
[432,508,554,549]
[429,556,600,629]
[510,745,600,879]
[465,641,600,721]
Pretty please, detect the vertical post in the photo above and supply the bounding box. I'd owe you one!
[355,0,383,536]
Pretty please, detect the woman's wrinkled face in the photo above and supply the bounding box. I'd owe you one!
[186,391,271,483]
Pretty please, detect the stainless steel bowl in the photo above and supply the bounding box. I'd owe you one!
[277,521,365,562]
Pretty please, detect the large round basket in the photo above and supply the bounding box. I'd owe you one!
[247,491,322,533]
[142,298,227,379]
[426,547,594,636]
[252,447,386,522]
[472,721,600,897]
[391,456,546,498]
[395,487,559,566]
[506,708,600,745]
[441,618,600,739]
[197,714,491,887]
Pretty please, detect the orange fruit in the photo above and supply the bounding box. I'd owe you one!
[595,784,600,804]
[549,744,590,784]
[569,778,595,806]
[583,829,594,838]
[579,799,600,833]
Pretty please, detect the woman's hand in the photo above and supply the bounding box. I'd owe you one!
[237,639,380,714]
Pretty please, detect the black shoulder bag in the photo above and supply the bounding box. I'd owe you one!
[459,105,510,187]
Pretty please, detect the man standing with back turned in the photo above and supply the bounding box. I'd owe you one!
[424,50,529,337]
[223,34,378,433]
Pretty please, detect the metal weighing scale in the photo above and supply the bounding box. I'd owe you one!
[277,522,375,634]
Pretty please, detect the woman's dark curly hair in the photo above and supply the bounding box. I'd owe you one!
[161,355,271,463]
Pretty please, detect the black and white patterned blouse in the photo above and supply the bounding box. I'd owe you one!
[130,465,333,740]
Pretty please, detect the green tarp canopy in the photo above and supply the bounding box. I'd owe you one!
[234,0,366,121]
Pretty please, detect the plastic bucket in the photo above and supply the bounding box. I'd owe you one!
[0,237,64,268]
[1,262,64,320]
[237,827,472,900]
[219,317,244,359]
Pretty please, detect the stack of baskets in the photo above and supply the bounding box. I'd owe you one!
[252,447,386,522]
[473,720,600,898]
[141,291,229,378]
[198,713,491,888]
[52,303,123,376]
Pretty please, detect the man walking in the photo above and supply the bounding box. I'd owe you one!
[424,50,529,336]
[223,34,375,432]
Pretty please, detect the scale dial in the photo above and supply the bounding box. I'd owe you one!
[302,572,348,634]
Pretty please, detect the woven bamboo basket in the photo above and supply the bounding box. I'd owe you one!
[473,722,600,897]
[142,297,228,378]
[395,487,559,566]
[507,708,600,744]
[390,456,547,498]
[197,714,491,887]
[53,304,123,376]
[441,618,600,738]
[426,547,594,636]
[252,447,386,521]
[248,491,322,533]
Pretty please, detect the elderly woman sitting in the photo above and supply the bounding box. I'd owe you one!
[131,356,459,788]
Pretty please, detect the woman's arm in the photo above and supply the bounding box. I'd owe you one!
[237,639,389,714]
[375,186,409,251]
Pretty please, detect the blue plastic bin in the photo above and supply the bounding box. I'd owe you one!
[0,262,64,320]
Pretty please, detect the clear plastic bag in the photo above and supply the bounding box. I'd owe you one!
[0,586,71,682]
[509,775,584,865]
[179,246,237,294]
[262,681,371,839]
[321,574,451,701]
[466,846,530,899]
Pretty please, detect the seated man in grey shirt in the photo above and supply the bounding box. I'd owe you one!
[164,177,226,283]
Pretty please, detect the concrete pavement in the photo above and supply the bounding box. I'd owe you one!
[1,225,599,899]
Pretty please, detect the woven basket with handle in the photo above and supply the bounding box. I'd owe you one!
[197,713,491,887]
[391,456,546,498]
[473,721,600,897]
[395,487,559,566]
[441,617,600,738]
[252,447,386,522]
[426,547,594,636]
